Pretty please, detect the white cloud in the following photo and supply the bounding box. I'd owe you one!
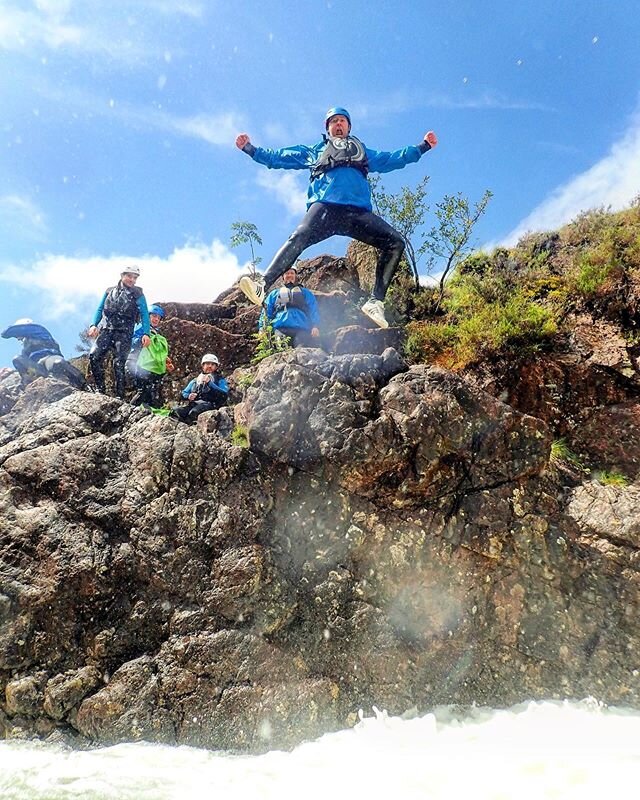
[426,90,552,112]
[36,83,244,147]
[0,240,247,320]
[500,112,640,246]
[0,5,84,51]
[0,194,47,238]
[349,89,551,124]
[35,0,73,17]
[256,171,307,217]
[140,0,204,17]
[171,112,244,146]
[262,121,292,145]
[0,0,202,60]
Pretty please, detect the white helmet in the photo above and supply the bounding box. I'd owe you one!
[121,265,141,277]
[201,353,219,365]
[13,318,33,325]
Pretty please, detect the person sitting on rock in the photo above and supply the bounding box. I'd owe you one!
[87,266,150,398]
[1,318,87,389]
[129,305,175,408]
[172,353,229,424]
[236,106,437,329]
[259,266,321,348]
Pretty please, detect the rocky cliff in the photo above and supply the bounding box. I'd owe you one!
[2,226,640,752]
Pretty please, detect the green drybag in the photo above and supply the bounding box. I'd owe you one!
[137,333,169,375]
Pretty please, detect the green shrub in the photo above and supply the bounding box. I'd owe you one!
[230,425,249,448]
[405,201,640,367]
[561,207,612,247]
[572,247,618,296]
[405,290,556,368]
[405,321,457,364]
[594,470,629,487]
[236,372,254,390]
[251,324,291,363]
[457,251,493,277]
[550,438,583,469]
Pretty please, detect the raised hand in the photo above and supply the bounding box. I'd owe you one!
[424,131,438,148]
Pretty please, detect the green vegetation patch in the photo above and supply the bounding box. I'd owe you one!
[405,273,557,368]
[402,201,640,368]
[231,424,250,448]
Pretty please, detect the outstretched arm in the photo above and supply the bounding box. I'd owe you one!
[367,130,439,174]
[424,131,438,149]
[235,133,315,170]
[236,133,254,155]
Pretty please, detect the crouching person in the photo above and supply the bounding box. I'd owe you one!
[172,353,228,424]
[1,318,87,389]
[126,303,166,385]
[130,322,174,408]
[260,266,320,348]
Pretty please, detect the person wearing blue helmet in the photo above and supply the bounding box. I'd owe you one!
[127,304,175,407]
[126,302,167,382]
[236,107,438,328]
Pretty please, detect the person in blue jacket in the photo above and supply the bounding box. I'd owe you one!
[172,353,229,424]
[128,304,175,408]
[1,318,86,388]
[236,106,438,329]
[126,303,172,384]
[87,266,151,398]
[260,266,321,348]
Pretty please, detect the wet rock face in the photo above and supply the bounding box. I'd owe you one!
[464,317,640,481]
[2,346,640,751]
[238,350,550,507]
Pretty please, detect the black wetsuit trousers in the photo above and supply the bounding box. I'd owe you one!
[173,397,225,424]
[263,202,405,301]
[131,369,164,407]
[89,328,133,398]
[274,327,317,348]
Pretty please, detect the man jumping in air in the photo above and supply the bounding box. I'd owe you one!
[236,106,437,328]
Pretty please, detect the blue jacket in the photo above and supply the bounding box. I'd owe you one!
[181,373,229,402]
[131,322,158,349]
[1,322,62,361]
[260,285,320,332]
[92,284,150,334]
[248,137,430,211]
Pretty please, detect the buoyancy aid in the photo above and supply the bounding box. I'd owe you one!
[275,285,309,314]
[103,283,142,330]
[193,372,227,402]
[22,336,62,360]
[309,135,369,181]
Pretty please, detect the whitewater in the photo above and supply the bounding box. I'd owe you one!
[1,699,638,799]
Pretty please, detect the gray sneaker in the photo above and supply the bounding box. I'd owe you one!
[239,274,266,306]
[361,298,389,329]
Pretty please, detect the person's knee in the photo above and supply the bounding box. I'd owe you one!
[389,230,405,254]
[285,227,307,248]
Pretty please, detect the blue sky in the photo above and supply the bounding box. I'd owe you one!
[1,0,639,366]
